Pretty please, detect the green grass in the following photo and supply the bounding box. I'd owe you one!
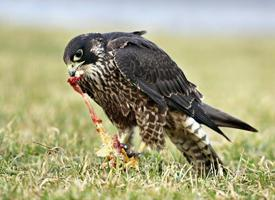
[0,26,274,199]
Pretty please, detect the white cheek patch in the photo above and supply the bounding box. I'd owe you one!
[75,70,84,77]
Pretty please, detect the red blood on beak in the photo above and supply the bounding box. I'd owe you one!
[67,76,81,86]
[67,76,83,95]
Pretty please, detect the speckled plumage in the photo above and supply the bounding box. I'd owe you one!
[63,31,257,174]
[78,59,167,149]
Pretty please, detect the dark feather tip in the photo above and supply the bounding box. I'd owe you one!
[219,129,232,142]
[244,125,258,132]
[132,30,147,36]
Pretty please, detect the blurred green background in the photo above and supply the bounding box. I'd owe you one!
[0,1,274,199]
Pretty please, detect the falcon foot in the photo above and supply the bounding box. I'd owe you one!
[115,140,141,158]
[111,135,140,169]
[120,143,141,158]
[96,135,140,170]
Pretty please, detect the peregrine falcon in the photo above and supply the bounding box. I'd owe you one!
[63,31,257,173]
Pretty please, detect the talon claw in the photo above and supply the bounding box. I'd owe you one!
[119,143,141,158]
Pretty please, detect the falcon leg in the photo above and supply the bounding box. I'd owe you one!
[119,130,146,158]
[116,127,141,161]
[118,127,135,147]
[138,141,147,153]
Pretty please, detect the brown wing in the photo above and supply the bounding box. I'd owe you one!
[106,34,229,140]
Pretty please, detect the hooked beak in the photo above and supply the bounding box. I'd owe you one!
[67,61,85,77]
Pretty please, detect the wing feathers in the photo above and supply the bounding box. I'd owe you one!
[107,34,250,140]
[136,81,167,109]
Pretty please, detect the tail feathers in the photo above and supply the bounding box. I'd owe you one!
[201,103,258,132]
[166,114,225,175]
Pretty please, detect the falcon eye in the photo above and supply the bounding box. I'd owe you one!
[73,49,83,61]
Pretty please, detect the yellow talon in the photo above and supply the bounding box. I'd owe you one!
[125,157,139,170]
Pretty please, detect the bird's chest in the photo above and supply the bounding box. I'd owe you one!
[96,75,142,129]
[79,63,145,128]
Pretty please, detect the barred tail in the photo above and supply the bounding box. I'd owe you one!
[166,113,225,175]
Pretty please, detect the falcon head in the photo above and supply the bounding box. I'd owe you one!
[63,33,106,77]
